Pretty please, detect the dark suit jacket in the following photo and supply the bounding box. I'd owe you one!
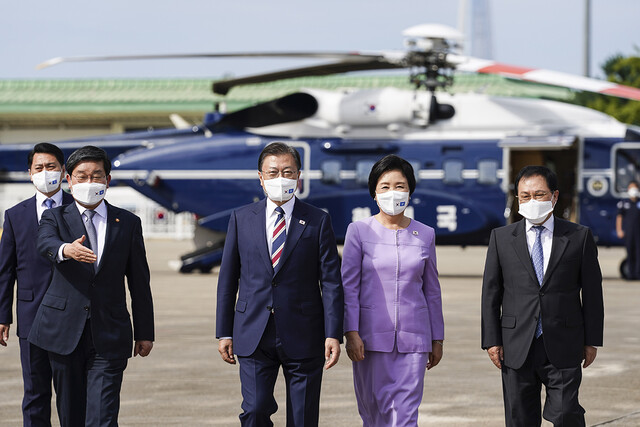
[0,191,74,338]
[481,217,604,369]
[28,201,154,359]
[216,198,343,359]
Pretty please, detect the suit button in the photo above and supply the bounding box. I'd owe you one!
[539,292,544,296]
[272,280,277,287]
[91,283,96,287]
[84,306,90,311]
[266,305,272,311]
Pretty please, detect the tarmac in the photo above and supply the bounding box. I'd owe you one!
[1,240,639,426]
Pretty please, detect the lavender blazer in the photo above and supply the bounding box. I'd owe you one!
[342,216,444,353]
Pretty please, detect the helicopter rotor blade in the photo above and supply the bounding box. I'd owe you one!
[450,54,640,101]
[35,51,394,70]
[212,59,405,95]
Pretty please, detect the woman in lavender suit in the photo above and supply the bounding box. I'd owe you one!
[342,155,445,426]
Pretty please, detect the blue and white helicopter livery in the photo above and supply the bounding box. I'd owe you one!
[4,24,640,273]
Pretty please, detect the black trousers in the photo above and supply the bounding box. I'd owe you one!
[19,338,52,427]
[48,320,127,427]
[237,314,325,427]
[502,336,585,427]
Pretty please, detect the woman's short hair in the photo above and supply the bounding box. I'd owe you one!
[367,155,416,198]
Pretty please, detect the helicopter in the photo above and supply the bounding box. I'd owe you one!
[2,23,640,274]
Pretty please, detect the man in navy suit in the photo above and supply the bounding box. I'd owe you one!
[28,145,154,427]
[0,142,74,427]
[216,141,343,426]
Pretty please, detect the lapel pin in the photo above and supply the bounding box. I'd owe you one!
[412,230,419,235]
[299,219,306,225]
[115,218,120,222]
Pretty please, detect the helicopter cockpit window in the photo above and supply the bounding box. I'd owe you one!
[614,146,640,192]
[356,160,376,186]
[478,160,498,185]
[321,160,342,185]
[443,159,464,185]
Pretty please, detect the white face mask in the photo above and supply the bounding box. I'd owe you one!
[629,187,640,199]
[71,182,107,206]
[263,177,297,202]
[376,191,410,216]
[31,170,62,194]
[518,198,555,224]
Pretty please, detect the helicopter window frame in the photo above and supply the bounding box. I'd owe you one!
[612,143,640,196]
[443,159,464,185]
[477,159,499,185]
[356,160,376,186]
[321,160,342,185]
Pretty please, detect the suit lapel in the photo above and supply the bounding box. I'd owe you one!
[251,199,273,273]
[542,218,569,287]
[24,196,38,228]
[274,199,308,276]
[99,202,122,272]
[511,220,539,285]
[62,202,94,274]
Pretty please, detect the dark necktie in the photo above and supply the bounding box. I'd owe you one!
[271,206,286,270]
[83,210,98,271]
[532,225,545,338]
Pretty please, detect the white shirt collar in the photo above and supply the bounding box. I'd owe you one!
[266,197,295,218]
[526,214,555,233]
[35,188,64,208]
[75,200,107,219]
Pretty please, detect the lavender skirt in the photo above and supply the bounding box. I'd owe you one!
[352,348,429,426]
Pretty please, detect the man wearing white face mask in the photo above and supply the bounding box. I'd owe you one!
[482,165,604,427]
[29,145,154,427]
[0,142,74,427]
[217,141,343,426]
[616,181,640,279]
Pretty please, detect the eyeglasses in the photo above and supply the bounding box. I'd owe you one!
[518,191,550,202]
[72,174,107,183]
[260,169,298,179]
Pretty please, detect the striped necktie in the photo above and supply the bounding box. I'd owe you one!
[531,225,545,338]
[271,206,286,270]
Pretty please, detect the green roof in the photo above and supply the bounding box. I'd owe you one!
[0,74,573,116]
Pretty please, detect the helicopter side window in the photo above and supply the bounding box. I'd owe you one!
[409,160,421,184]
[478,159,498,185]
[614,146,640,193]
[443,159,464,185]
[321,160,342,185]
[356,160,376,186]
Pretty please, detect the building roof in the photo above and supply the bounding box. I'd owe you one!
[0,74,573,127]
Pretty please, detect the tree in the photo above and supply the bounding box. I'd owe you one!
[573,52,640,125]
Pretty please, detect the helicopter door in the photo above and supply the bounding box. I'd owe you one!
[500,136,579,224]
[287,140,312,199]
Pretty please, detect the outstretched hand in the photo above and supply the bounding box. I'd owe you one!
[62,235,97,264]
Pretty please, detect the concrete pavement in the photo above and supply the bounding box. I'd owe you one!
[1,240,639,426]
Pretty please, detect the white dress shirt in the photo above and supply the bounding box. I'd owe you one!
[265,197,295,255]
[57,200,108,265]
[35,188,64,222]
[525,215,554,273]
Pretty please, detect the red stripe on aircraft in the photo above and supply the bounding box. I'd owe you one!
[477,64,536,76]
[600,85,640,101]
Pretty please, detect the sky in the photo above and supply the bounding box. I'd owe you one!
[1,0,639,82]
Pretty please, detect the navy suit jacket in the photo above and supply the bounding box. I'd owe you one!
[481,218,604,369]
[28,200,154,359]
[0,191,74,338]
[216,198,343,359]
